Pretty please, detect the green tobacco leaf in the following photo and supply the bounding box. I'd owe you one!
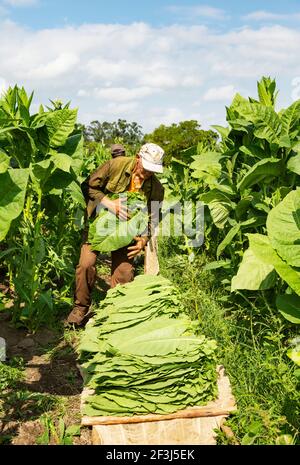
[190,152,222,182]
[248,234,300,295]
[287,154,300,176]
[280,100,300,144]
[217,223,240,258]
[239,145,266,160]
[60,134,84,176]
[0,168,29,242]
[66,181,86,208]
[89,193,148,253]
[257,77,278,107]
[235,103,281,145]
[267,189,300,267]
[211,125,230,140]
[79,275,217,417]
[231,248,276,291]
[0,151,9,174]
[30,159,54,187]
[199,190,234,229]
[46,108,77,148]
[51,152,73,172]
[237,158,282,192]
[276,294,300,324]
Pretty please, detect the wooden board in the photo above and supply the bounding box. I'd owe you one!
[144,235,160,275]
[91,415,228,445]
[81,365,236,444]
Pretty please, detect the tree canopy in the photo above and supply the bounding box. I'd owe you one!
[84,119,143,148]
[143,120,218,164]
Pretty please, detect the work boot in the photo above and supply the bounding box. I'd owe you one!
[65,306,92,327]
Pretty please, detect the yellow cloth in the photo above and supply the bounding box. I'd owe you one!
[128,174,144,193]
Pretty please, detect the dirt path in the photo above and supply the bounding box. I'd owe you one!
[0,259,112,445]
[0,311,92,445]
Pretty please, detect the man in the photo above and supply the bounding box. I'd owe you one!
[110,143,126,158]
[66,143,165,326]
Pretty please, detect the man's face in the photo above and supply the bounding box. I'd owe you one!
[135,156,153,180]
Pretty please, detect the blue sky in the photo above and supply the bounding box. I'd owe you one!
[3,0,300,29]
[0,1,300,131]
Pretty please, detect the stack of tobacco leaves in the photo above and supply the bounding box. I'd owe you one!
[78,275,217,417]
[88,192,148,253]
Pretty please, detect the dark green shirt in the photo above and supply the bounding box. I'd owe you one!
[83,157,164,218]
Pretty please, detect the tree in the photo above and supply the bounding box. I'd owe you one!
[143,120,218,165]
[84,119,143,147]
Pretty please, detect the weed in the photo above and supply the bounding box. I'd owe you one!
[158,238,300,445]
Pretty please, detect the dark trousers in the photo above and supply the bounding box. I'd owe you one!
[74,243,134,311]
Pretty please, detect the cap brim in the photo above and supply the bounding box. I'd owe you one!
[141,157,163,174]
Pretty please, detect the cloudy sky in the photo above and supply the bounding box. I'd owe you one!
[0,0,300,133]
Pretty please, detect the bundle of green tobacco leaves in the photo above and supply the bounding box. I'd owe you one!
[88,192,148,253]
[78,275,217,417]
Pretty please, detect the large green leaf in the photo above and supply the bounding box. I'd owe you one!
[0,151,9,174]
[276,294,300,324]
[267,189,300,267]
[231,248,276,291]
[60,133,84,176]
[51,152,73,172]
[237,158,282,192]
[235,103,281,145]
[257,77,278,107]
[287,154,300,176]
[199,190,234,229]
[0,168,29,241]
[108,317,199,356]
[45,108,78,148]
[190,152,222,184]
[239,144,266,160]
[280,100,300,146]
[66,181,86,208]
[248,234,300,295]
[89,194,148,252]
[211,125,230,140]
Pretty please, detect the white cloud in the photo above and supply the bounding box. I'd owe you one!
[203,85,236,102]
[244,10,300,21]
[27,52,79,79]
[167,5,228,20]
[0,20,298,132]
[0,77,8,95]
[3,0,38,6]
[94,86,158,102]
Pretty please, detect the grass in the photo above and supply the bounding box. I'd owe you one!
[158,237,300,445]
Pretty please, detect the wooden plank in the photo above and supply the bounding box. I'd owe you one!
[144,235,159,275]
[81,365,236,427]
[92,415,223,445]
[82,406,235,426]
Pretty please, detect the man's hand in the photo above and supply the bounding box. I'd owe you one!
[127,236,148,259]
[101,196,128,220]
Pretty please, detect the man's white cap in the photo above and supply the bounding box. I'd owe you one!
[139,143,164,174]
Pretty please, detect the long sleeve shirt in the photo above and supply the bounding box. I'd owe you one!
[81,156,164,236]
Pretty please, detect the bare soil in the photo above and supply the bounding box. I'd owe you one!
[0,310,92,445]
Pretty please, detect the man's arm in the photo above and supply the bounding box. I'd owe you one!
[87,161,111,203]
[87,161,128,220]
